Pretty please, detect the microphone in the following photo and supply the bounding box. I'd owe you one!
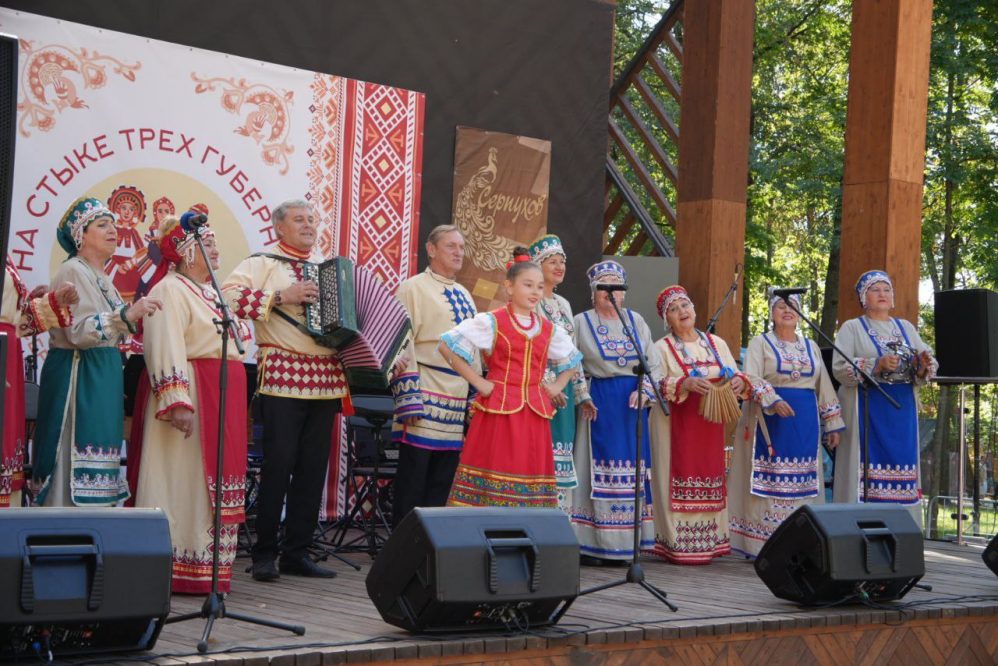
[180,211,208,231]
[596,284,628,293]
[772,287,807,300]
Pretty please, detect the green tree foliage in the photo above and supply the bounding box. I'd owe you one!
[612,0,997,336]
[612,0,998,532]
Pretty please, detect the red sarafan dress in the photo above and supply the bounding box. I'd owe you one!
[0,259,70,507]
[441,306,582,508]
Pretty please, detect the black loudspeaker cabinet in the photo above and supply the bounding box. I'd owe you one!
[366,507,579,632]
[754,504,924,605]
[0,32,15,274]
[0,508,172,659]
[984,534,998,578]
[0,33,17,427]
[934,289,998,379]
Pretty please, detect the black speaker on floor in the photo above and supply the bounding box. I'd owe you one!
[754,504,924,605]
[0,508,172,659]
[366,507,579,632]
[935,289,998,379]
[984,534,998,578]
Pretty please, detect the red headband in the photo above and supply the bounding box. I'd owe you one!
[656,285,690,319]
[505,255,531,270]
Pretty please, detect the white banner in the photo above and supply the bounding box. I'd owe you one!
[1,7,424,311]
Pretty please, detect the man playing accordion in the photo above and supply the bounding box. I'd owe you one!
[223,199,345,582]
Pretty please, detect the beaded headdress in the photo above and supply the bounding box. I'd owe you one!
[855,270,893,308]
[57,197,116,255]
[586,260,626,288]
[656,284,691,319]
[528,234,566,264]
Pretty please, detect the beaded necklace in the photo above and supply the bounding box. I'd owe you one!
[860,316,909,354]
[74,256,122,311]
[861,315,916,382]
[667,330,716,377]
[585,309,637,367]
[506,304,537,335]
[763,331,814,380]
[539,295,574,334]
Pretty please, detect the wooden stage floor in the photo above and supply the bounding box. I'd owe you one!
[92,539,998,665]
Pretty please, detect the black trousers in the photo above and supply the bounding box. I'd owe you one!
[252,394,339,563]
[391,444,460,528]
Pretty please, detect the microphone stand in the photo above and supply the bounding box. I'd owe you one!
[165,225,305,653]
[705,263,741,335]
[777,294,900,502]
[579,290,676,612]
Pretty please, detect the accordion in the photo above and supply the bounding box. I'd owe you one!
[303,257,412,390]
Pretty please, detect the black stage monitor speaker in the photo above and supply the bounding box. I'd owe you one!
[755,504,924,605]
[984,534,998,578]
[366,507,579,632]
[935,289,998,379]
[0,508,172,659]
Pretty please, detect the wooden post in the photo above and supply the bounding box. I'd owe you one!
[838,0,933,324]
[676,0,755,349]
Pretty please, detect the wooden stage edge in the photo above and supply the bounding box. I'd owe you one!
[94,539,998,665]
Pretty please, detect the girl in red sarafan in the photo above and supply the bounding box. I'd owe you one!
[439,248,582,508]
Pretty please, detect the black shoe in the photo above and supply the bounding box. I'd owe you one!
[279,557,337,578]
[580,555,605,567]
[251,559,280,582]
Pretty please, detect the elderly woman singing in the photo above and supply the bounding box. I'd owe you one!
[649,285,750,565]
[832,270,936,517]
[569,261,658,565]
[132,217,252,593]
[728,290,845,558]
[34,197,162,506]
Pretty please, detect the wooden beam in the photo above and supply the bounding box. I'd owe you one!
[617,96,679,186]
[649,54,682,103]
[604,192,625,230]
[625,229,650,256]
[632,74,680,145]
[606,158,675,254]
[606,213,636,255]
[837,0,932,324]
[675,0,755,348]
[664,29,683,63]
[609,119,676,223]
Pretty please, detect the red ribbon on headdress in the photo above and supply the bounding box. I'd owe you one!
[505,255,531,270]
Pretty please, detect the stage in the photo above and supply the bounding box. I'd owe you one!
[85,539,998,665]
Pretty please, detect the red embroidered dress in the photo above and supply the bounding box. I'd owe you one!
[649,330,751,565]
[133,272,251,594]
[442,307,581,508]
[0,260,70,507]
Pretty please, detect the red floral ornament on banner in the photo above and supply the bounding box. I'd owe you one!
[17,39,141,137]
[191,73,295,175]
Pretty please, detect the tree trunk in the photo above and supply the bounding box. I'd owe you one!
[819,204,841,337]
[929,66,960,535]
[928,386,954,537]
